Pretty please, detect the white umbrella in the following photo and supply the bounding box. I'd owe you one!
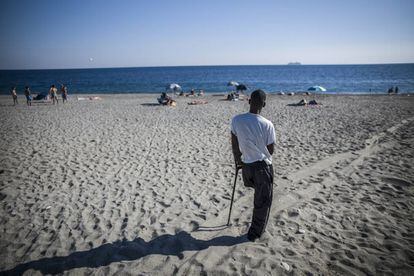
[227,81,239,87]
[307,86,327,92]
[166,83,182,92]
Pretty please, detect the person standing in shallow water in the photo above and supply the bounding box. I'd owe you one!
[231,89,276,242]
[11,87,18,105]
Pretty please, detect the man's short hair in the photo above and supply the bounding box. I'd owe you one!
[250,89,266,106]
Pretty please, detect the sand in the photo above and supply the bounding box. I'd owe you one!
[0,93,413,275]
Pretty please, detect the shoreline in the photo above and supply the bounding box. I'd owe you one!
[0,92,413,99]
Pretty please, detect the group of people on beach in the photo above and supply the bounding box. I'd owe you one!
[158,87,248,106]
[10,84,68,106]
[158,89,205,106]
[388,86,399,94]
[11,86,34,106]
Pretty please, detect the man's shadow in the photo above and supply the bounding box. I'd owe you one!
[1,231,247,275]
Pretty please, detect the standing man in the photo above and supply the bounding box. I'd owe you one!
[11,87,18,105]
[24,86,32,106]
[50,85,59,104]
[61,84,68,103]
[231,89,276,242]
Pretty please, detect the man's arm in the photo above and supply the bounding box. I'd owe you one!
[267,143,274,155]
[231,132,243,167]
[267,123,276,155]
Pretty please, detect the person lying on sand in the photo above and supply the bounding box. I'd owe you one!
[288,99,322,106]
[187,100,208,105]
[89,96,102,100]
[231,89,276,242]
[76,96,102,101]
[33,91,49,101]
[308,99,321,105]
[298,99,307,106]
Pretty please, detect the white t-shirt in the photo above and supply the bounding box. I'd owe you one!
[231,112,276,164]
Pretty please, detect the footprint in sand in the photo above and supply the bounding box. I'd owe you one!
[287,209,300,217]
[284,248,296,256]
[121,217,128,230]
[189,220,199,231]
[313,197,328,204]
[382,177,412,190]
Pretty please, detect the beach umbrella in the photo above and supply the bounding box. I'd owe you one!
[236,84,247,92]
[227,81,239,87]
[166,83,182,92]
[307,86,327,92]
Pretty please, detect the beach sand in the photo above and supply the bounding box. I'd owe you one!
[0,94,413,275]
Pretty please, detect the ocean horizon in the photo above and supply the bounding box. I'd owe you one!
[1,63,413,95]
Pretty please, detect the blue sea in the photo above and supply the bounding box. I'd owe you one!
[1,64,413,94]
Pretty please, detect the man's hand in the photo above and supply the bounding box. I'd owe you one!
[235,157,243,169]
[267,143,274,155]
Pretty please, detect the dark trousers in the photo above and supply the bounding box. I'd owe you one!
[242,161,273,239]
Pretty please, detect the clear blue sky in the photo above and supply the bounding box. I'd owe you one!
[0,0,413,69]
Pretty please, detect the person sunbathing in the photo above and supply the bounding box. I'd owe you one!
[308,99,321,105]
[188,100,208,105]
[288,99,322,106]
[298,99,307,106]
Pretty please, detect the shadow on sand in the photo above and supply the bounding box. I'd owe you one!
[141,103,160,106]
[1,231,247,275]
[195,224,230,232]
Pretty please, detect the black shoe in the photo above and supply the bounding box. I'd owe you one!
[247,233,257,242]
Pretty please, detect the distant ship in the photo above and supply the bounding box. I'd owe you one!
[288,62,301,65]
